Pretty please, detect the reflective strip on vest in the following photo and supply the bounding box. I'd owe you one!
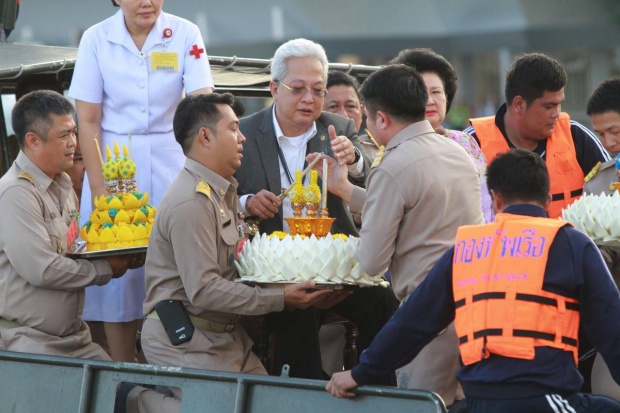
[469,114,584,218]
[452,213,579,366]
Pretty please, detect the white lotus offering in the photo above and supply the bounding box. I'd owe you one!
[562,191,620,242]
[235,233,388,287]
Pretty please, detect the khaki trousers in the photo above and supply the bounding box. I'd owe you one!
[0,322,110,360]
[127,386,180,413]
[395,322,462,406]
[141,318,266,374]
[592,352,620,401]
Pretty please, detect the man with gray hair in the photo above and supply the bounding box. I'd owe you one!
[236,38,398,381]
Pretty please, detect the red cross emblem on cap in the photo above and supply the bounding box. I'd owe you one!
[190,44,204,59]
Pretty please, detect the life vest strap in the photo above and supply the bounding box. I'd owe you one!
[459,328,578,347]
[551,188,582,201]
[455,291,580,310]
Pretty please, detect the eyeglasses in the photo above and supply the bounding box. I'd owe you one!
[279,81,327,98]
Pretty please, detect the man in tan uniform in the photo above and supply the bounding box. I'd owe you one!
[324,70,380,161]
[583,78,620,197]
[313,65,484,406]
[0,90,132,358]
[582,77,620,401]
[141,93,330,379]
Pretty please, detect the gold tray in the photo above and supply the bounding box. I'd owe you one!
[234,279,359,290]
[66,241,147,259]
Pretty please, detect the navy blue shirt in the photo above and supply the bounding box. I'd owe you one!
[352,204,620,399]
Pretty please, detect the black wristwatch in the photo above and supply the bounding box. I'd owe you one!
[349,147,361,165]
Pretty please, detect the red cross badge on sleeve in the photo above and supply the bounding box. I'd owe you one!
[189,44,204,59]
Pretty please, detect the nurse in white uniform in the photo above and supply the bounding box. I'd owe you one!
[68,0,213,362]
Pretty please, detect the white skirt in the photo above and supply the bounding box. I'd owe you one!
[81,131,185,322]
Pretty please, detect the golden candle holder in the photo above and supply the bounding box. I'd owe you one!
[305,202,319,218]
[292,202,304,218]
[319,207,329,218]
[285,217,335,238]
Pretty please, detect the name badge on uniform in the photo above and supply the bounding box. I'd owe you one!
[151,52,178,72]
[67,218,79,250]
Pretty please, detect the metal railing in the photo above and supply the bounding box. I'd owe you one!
[0,350,445,413]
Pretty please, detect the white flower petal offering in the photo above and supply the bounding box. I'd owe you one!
[238,254,251,275]
[318,257,337,279]
[335,258,350,278]
[235,232,388,287]
[562,192,620,244]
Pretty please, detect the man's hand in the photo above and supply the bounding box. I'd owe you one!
[326,370,358,398]
[305,153,354,203]
[283,280,332,309]
[127,252,146,269]
[328,125,356,166]
[246,190,281,219]
[104,255,132,278]
[313,289,352,309]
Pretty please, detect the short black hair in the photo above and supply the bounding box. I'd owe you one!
[230,96,245,117]
[505,53,567,105]
[11,90,75,149]
[326,71,362,102]
[486,149,550,206]
[586,77,620,117]
[111,0,119,7]
[360,64,427,124]
[390,48,457,112]
[173,93,236,154]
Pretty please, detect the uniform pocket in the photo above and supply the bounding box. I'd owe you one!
[43,215,65,253]
[219,224,239,268]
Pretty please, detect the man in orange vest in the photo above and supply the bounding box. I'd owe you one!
[326,149,620,413]
[464,53,610,219]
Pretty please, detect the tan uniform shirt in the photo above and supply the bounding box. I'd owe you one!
[349,121,485,301]
[583,159,620,285]
[581,160,620,399]
[0,151,113,356]
[584,160,617,196]
[143,158,284,322]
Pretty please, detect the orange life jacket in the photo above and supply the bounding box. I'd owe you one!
[469,114,584,219]
[452,213,579,366]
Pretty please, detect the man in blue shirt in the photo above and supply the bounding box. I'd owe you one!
[326,149,620,413]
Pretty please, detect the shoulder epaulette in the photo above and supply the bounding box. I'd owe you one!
[584,161,602,183]
[370,146,385,169]
[17,172,34,184]
[196,180,211,198]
